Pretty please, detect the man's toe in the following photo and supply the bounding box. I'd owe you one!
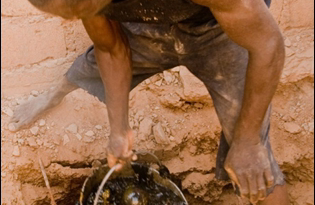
[8,123,18,132]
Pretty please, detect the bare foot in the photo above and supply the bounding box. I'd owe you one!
[9,93,63,132]
[9,77,78,132]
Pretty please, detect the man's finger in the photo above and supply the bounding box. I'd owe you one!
[264,168,274,188]
[247,173,259,204]
[238,174,249,199]
[115,163,124,172]
[123,150,134,159]
[132,154,138,161]
[114,160,126,172]
[127,130,134,150]
[225,167,241,187]
[257,173,267,200]
[107,154,117,168]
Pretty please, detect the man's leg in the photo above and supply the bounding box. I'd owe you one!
[9,47,161,131]
[179,23,288,204]
[9,76,78,131]
[10,22,179,132]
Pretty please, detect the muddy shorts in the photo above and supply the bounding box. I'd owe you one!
[65,21,285,195]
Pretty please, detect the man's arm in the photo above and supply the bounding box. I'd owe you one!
[193,0,284,143]
[82,16,131,135]
[28,0,135,169]
[192,0,285,203]
[82,16,134,169]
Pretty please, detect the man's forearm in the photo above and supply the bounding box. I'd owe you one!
[234,37,285,143]
[95,47,132,135]
[82,17,132,136]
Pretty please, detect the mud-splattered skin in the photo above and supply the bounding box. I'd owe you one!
[23,0,288,204]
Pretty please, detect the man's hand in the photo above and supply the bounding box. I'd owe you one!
[224,140,274,204]
[107,130,137,171]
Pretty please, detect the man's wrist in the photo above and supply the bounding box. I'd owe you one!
[232,136,260,146]
[233,122,261,145]
[110,126,132,137]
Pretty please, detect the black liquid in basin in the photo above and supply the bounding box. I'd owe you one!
[85,163,186,205]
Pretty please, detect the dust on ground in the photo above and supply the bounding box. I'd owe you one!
[1,65,314,205]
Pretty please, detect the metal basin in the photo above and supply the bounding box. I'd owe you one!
[78,153,188,205]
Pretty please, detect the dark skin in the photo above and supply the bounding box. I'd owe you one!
[29,0,289,204]
[82,17,136,170]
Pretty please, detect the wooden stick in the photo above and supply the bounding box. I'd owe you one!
[38,157,57,205]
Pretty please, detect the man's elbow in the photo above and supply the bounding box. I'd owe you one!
[263,32,285,75]
[271,31,285,56]
[270,31,285,67]
[249,30,285,79]
[254,31,285,65]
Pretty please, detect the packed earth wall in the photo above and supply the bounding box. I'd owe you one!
[1,0,314,204]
